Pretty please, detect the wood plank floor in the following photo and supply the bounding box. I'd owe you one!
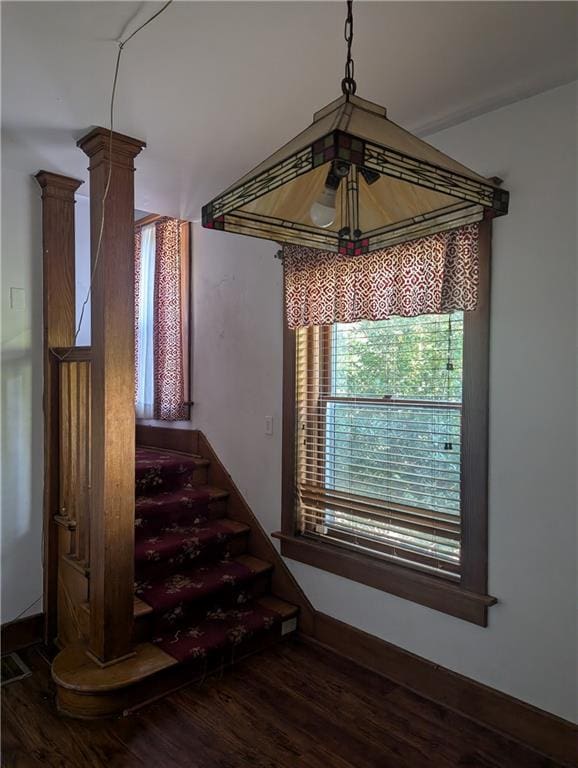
[1,640,563,768]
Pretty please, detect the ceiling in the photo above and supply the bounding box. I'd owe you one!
[2,1,577,220]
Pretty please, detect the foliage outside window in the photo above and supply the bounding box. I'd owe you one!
[295,313,463,578]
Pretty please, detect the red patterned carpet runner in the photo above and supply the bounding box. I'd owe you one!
[135,448,282,663]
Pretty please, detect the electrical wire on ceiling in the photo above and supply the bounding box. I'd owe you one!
[51,0,174,364]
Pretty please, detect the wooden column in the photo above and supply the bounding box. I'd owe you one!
[77,128,145,665]
[35,171,83,644]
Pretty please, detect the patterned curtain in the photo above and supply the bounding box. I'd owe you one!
[134,217,187,421]
[153,218,187,420]
[134,226,142,402]
[283,224,480,330]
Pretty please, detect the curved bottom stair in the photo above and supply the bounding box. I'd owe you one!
[52,446,299,718]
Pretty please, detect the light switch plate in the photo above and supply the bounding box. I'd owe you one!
[10,287,25,310]
[265,416,273,436]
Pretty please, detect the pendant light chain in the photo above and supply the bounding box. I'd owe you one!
[342,0,357,100]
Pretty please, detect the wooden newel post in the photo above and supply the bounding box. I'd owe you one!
[35,171,83,645]
[77,128,146,665]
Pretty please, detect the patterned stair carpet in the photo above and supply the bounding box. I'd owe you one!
[135,448,292,664]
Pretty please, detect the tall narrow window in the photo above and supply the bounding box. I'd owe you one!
[134,216,191,421]
[135,224,156,418]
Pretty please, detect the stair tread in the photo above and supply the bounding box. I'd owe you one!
[136,447,210,467]
[134,596,154,618]
[136,448,210,497]
[257,595,299,620]
[234,555,274,575]
[135,486,229,534]
[135,519,250,564]
[136,485,229,507]
[153,597,290,663]
[136,555,273,613]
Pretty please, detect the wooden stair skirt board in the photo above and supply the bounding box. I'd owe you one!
[51,428,312,718]
[303,613,577,768]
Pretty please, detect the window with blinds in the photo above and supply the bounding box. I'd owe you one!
[294,313,464,579]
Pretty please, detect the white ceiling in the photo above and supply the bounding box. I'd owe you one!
[2,1,577,220]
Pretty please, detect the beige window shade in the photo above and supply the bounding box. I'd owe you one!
[294,313,464,578]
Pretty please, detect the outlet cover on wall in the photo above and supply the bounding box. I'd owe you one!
[265,416,274,436]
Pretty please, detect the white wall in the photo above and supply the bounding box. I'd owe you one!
[192,82,577,722]
[0,168,44,623]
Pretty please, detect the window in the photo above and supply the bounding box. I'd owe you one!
[278,224,494,625]
[135,223,156,418]
[134,215,191,421]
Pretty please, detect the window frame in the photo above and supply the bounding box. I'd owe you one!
[275,220,495,626]
[134,213,193,420]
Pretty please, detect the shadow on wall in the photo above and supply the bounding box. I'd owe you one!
[0,173,44,623]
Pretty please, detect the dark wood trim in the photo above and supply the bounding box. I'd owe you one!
[281,317,296,536]
[50,346,92,362]
[134,425,316,635]
[35,170,83,646]
[136,424,199,454]
[180,220,192,418]
[134,213,190,229]
[460,219,491,593]
[280,223,493,619]
[275,533,494,626]
[303,613,577,768]
[1,613,44,653]
[78,127,145,665]
[135,213,162,228]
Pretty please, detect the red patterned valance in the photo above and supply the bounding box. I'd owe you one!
[284,224,480,329]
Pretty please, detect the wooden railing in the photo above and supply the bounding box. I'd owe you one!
[53,346,92,570]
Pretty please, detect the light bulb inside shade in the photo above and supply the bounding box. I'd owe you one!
[310,186,337,228]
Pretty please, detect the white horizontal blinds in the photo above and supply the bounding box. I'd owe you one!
[295,313,464,577]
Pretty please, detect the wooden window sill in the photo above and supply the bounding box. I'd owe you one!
[272,532,496,626]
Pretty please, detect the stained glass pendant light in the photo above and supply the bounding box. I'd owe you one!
[202,1,509,255]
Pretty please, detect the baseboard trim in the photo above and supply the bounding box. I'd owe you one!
[2,613,45,654]
[304,613,576,768]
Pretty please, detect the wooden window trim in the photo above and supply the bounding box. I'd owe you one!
[275,220,495,626]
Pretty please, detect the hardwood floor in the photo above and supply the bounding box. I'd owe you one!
[2,640,562,768]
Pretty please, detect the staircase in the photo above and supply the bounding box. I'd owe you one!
[133,447,298,662]
[51,438,300,718]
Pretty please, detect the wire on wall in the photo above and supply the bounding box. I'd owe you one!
[51,0,174,364]
[21,2,175,627]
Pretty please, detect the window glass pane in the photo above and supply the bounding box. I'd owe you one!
[294,312,465,574]
[325,402,461,515]
[332,313,463,402]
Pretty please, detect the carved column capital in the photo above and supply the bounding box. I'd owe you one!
[77,127,146,171]
[35,171,83,202]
